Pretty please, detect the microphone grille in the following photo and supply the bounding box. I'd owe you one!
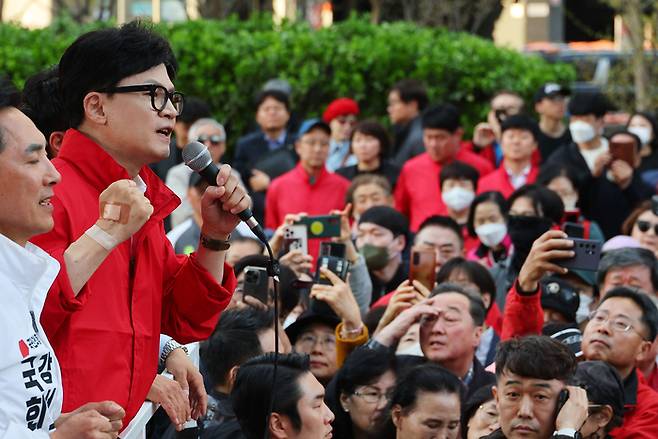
[182,141,212,172]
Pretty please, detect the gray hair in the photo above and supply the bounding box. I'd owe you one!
[188,118,226,143]
[597,247,658,292]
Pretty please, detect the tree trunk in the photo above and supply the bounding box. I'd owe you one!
[623,0,649,110]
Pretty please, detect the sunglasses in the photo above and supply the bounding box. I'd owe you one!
[636,220,658,235]
[198,135,224,146]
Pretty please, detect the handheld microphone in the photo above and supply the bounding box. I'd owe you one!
[182,141,267,243]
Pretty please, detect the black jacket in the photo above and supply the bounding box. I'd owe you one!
[336,161,401,189]
[545,142,653,238]
[467,357,496,401]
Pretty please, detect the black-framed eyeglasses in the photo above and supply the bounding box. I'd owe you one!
[198,135,225,146]
[97,84,184,116]
[636,220,658,235]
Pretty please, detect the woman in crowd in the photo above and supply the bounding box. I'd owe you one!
[627,111,658,189]
[326,348,397,439]
[384,364,463,439]
[622,200,658,257]
[337,120,400,189]
[466,191,511,268]
[536,163,604,242]
[461,384,499,439]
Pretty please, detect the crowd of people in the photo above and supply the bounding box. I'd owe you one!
[3,19,658,439]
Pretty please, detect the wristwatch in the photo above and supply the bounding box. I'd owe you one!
[159,339,188,368]
[553,428,581,438]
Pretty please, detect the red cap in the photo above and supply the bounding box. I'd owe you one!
[322,97,360,123]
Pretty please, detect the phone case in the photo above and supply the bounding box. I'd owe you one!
[555,238,602,272]
[243,266,269,303]
[295,215,341,238]
[283,225,308,255]
[409,249,437,291]
[609,141,636,167]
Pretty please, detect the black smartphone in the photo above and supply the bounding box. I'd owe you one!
[652,195,658,216]
[314,255,350,286]
[320,242,346,259]
[295,215,342,238]
[554,388,569,420]
[555,238,603,272]
[243,266,269,303]
[562,222,585,239]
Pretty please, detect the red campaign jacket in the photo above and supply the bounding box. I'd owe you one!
[31,129,236,425]
[394,151,494,232]
[499,281,544,341]
[477,165,540,199]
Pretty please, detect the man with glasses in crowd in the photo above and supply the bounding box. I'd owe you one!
[501,230,658,437]
[31,22,249,429]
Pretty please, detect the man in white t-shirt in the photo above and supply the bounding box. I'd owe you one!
[0,77,124,438]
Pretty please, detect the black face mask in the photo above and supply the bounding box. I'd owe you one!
[508,215,553,270]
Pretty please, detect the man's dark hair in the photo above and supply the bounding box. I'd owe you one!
[536,163,582,189]
[599,286,658,341]
[202,328,262,387]
[495,335,577,381]
[0,76,21,153]
[466,191,508,237]
[597,247,658,293]
[255,89,290,112]
[177,96,211,125]
[439,161,479,191]
[508,184,564,224]
[391,79,428,111]
[421,103,461,132]
[21,66,68,150]
[417,215,463,248]
[436,258,496,313]
[501,114,539,140]
[430,282,486,326]
[58,21,178,128]
[351,119,392,158]
[330,348,397,438]
[232,353,310,439]
[390,363,462,412]
[215,307,275,336]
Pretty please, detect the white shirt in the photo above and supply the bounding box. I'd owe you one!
[505,164,532,190]
[0,233,63,438]
[579,138,609,174]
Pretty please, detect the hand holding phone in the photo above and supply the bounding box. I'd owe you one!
[554,238,602,272]
[243,266,270,304]
[409,248,437,291]
[554,386,589,432]
[609,139,637,167]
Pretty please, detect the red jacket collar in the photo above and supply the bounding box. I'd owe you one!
[293,162,329,185]
[56,129,180,220]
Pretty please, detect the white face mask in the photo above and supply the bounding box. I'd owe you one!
[576,293,593,324]
[396,342,424,357]
[442,187,475,212]
[629,126,652,145]
[475,222,507,248]
[570,120,597,144]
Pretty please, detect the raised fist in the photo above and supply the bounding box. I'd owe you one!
[96,179,154,244]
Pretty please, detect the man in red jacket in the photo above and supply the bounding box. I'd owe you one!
[31,23,248,428]
[477,114,540,198]
[502,231,658,438]
[395,103,494,231]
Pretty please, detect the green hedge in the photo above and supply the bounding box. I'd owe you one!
[0,15,575,151]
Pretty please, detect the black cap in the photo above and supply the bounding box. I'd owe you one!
[285,310,340,344]
[543,323,583,357]
[571,361,625,423]
[540,276,580,323]
[534,83,571,103]
[358,206,409,238]
[568,92,613,118]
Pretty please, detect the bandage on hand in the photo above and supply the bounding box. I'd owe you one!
[100,201,131,224]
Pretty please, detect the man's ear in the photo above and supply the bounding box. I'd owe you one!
[227,365,240,390]
[49,131,65,157]
[269,413,289,439]
[594,405,614,430]
[636,339,653,363]
[492,385,499,405]
[392,234,406,253]
[82,92,107,125]
[472,324,484,348]
[481,293,492,310]
[391,405,403,429]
